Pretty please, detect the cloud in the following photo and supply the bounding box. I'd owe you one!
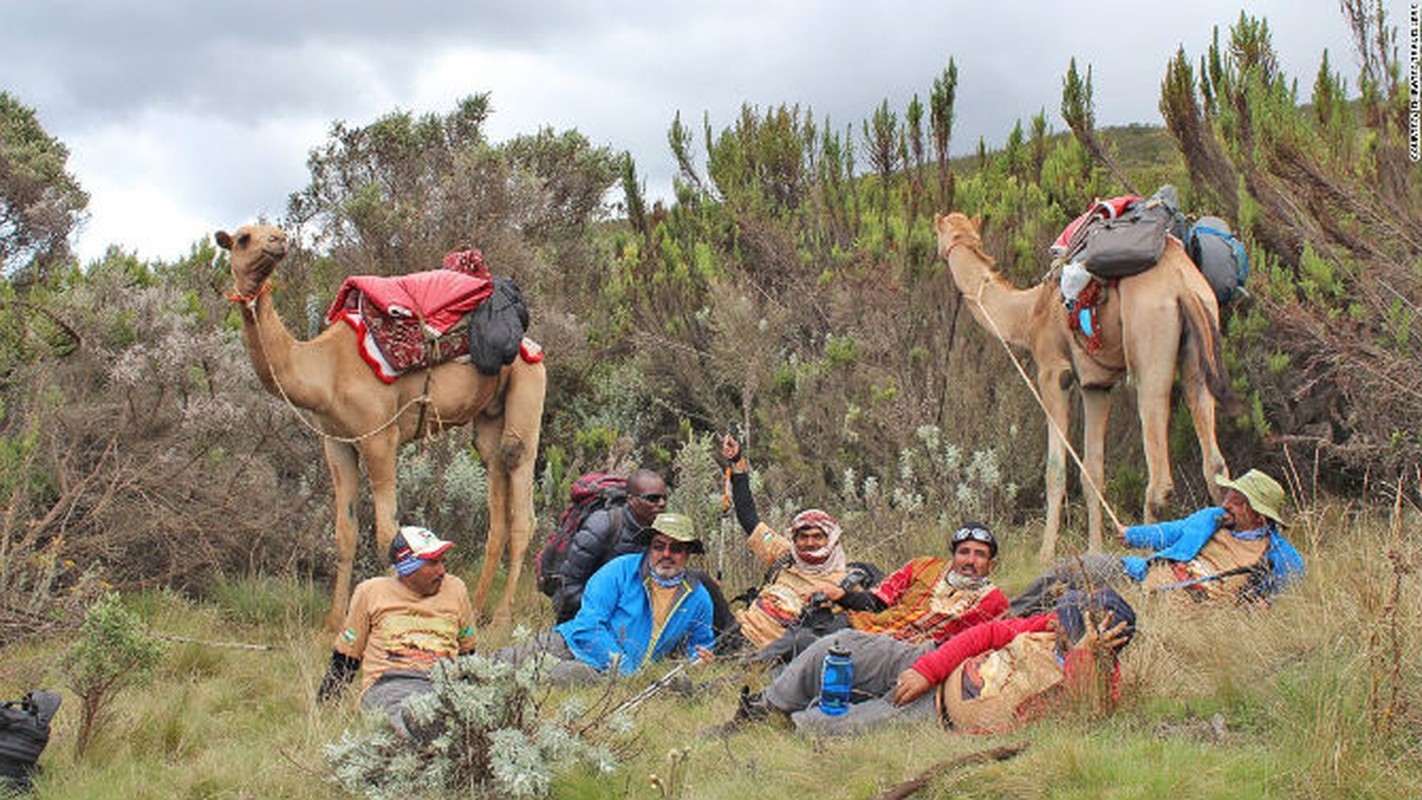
[0,1,1362,263]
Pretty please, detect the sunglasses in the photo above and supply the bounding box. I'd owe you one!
[952,526,995,548]
[632,492,668,504]
[649,539,691,555]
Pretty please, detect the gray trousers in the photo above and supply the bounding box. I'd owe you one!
[361,670,433,737]
[1008,553,1130,617]
[763,630,938,736]
[490,629,603,685]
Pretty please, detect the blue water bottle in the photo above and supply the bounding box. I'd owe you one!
[818,642,853,716]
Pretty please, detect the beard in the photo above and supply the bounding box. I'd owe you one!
[650,558,686,581]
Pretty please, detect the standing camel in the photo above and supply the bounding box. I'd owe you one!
[217,223,546,629]
[933,212,1238,562]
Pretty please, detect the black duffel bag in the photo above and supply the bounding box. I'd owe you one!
[0,691,61,792]
[1070,198,1173,279]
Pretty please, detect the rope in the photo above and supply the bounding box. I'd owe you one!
[235,285,431,445]
[949,240,1124,531]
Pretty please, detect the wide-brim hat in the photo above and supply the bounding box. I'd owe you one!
[1215,469,1288,526]
[389,525,455,565]
[634,512,705,554]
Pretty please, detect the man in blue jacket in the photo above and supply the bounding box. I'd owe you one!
[496,512,715,682]
[1010,469,1304,613]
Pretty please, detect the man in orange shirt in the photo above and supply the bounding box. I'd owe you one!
[316,525,477,736]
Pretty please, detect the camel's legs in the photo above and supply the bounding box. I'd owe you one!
[1038,366,1073,563]
[1080,386,1112,552]
[471,363,544,626]
[473,414,511,624]
[1178,333,1229,503]
[1121,287,1183,524]
[358,427,402,565]
[323,439,362,632]
[1131,358,1179,523]
[497,363,543,625]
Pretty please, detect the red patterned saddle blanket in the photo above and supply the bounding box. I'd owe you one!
[325,250,493,383]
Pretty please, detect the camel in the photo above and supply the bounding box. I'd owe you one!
[933,212,1238,562]
[216,223,546,630]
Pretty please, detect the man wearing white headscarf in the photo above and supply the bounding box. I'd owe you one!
[721,435,851,649]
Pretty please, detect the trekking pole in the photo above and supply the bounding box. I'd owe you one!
[718,464,731,582]
[1151,565,1254,593]
[611,657,698,717]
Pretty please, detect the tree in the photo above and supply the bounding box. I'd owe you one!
[1060,58,1138,195]
[60,593,166,758]
[0,92,88,283]
[930,59,958,210]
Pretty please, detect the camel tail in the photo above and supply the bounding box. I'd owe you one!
[1180,292,1246,417]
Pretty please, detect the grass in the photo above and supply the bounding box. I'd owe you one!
[1,498,1417,799]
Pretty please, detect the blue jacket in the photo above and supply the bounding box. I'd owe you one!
[1120,506,1305,596]
[556,553,715,675]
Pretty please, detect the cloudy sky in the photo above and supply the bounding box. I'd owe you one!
[2,1,1374,264]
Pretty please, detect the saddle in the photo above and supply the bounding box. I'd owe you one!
[327,269,490,383]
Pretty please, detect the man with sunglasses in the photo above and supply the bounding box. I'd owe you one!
[549,470,738,646]
[549,469,670,623]
[495,512,715,682]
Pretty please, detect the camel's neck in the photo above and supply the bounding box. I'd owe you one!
[946,243,1043,348]
[238,291,327,408]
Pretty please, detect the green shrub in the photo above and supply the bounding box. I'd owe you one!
[59,593,167,758]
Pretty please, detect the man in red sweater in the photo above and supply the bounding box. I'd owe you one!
[740,587,1134,736]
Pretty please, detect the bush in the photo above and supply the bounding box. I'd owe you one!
[327,653,628,800]
[58,593,167,758]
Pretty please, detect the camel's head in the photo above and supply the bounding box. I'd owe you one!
[933,212,985,259]
[216,224,288,297]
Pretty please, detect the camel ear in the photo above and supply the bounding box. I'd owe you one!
[972,214,986,235]
[215,230,233,251]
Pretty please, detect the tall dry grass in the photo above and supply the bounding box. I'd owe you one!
[0,492,1415,799]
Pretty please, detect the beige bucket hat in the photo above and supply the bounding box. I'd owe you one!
[1215,469,1287,526]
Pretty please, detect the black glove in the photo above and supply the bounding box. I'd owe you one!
[317,651,361,703]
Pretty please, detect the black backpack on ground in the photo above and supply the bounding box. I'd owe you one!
[0,690,61,792]
[534,473,628,597]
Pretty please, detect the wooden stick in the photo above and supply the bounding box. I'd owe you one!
[151,632,274,651]
[870,741,1030,800]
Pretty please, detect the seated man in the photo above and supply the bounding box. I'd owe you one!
[316,525,476,736]
[827,522,1007,643]
[721,434,855,650]
[1010,469,1305,615]
[496,512,715,682]
[728,588,1134,737]
[755,522,1009,664]
[548,468,737,647]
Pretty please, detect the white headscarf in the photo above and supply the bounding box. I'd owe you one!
[788,509,847,576]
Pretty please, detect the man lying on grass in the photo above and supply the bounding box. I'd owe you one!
[1010,469,1305,614]
[493,512,715,682]
[316,525,476,736]
[716,587,1134,737]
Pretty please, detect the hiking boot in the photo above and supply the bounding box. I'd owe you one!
[699,686,785,738]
